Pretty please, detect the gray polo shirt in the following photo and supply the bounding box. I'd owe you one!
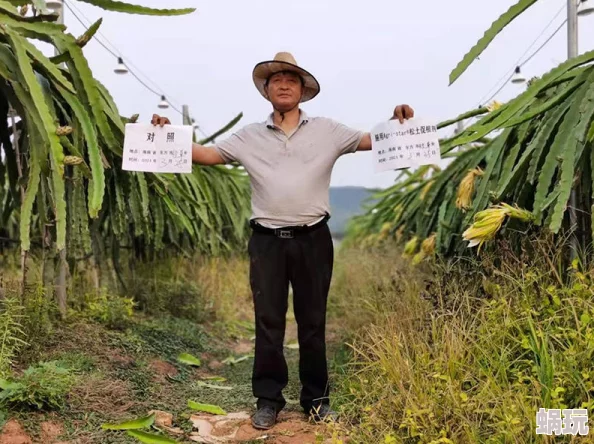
[214,111,364,228]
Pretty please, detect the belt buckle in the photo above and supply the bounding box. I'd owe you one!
[276,229,294,239]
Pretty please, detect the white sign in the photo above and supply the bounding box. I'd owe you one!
[122,123,193,173]
[371,118,441,173]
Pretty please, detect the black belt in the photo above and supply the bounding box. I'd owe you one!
[250,214,330,239]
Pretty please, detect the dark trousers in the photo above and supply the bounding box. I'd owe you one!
[248,223,334,413]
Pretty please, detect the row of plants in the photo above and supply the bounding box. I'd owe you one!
[332,238,594,443]
[0,0,252,315]
[345,0,594,265]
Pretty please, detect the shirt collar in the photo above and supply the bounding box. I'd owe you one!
[266,110,309,129]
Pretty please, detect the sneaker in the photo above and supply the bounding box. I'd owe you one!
[308,404,338,423]
[251,405,277,430]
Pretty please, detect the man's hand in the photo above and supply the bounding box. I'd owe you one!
[356,104,416,151]
[152,114,171,127]
[391,105,415,124]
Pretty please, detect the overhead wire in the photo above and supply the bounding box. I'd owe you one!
[477,3,567,106]
[481,19,567,107]
[62,0,209,137]
[456,2,570,133]
[65,0,180,103]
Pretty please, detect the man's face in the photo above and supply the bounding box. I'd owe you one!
[264,71,303,111]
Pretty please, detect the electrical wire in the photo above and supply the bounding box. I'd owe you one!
[65,0,176,101]
[456,2,572,133]
[62,0,209,137]
[477,3,566,106]
[481,19,567,106]
[478,0,586,110]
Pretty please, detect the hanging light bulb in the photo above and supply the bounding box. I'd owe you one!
[578,0,594,16]
[511,66,526,84]
[45,0,63,11]
[114,57,128,75]
[158,95,169,109]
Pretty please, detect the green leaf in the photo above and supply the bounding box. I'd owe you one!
[152,198,164,250]
[503,79,584,128]
[0,1,18,15]
[495,122,531,198]
[1,0,59,19]
[50,18,103,64]
[126,430,177,444]
[443,50,594,153]
[129,182,144,237]
[463,131,510,227]
[449,0,538,85]
[19,34,74,94]
[0,378,22,390]
[53,85,105,218]
[55,38,121,155]
[19,129,41,251]
[135,172,149,219]
[6,28,67,250]
[201,376,227,382]
[526,100,573,186]
[584,123,594,241]
[95,79,124,132]
[187,400,227,415]
[436,183,452,253]
[195,381,233,390]
[221,354,252,365]
[437,107,489,130]
[76,0,195,16]
[31,0,51,15]
[177,353,201,367]
[0,14,65,41]
[101,413,155,430]
[549,72,594,233]
[198,112,243,145]
[75,17,102,47]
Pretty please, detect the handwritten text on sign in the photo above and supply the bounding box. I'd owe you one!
[122,124,193,174]
[371,119,441,172]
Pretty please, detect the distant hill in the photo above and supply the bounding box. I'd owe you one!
[328,186,379,238]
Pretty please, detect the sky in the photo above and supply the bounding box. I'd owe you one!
[36,0,594,189]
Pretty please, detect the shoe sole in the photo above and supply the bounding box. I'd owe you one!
[251,419,275,430]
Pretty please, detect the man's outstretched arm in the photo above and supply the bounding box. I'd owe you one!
[152,114,226,166]
[356,104,415,152]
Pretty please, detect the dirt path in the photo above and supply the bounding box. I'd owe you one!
[188,410,340,443]
[186,316,347,443]
[1,310,347,443]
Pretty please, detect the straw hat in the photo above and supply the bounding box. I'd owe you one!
[252,52,320,103]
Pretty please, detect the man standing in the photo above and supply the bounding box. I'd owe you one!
[152,52,414,429]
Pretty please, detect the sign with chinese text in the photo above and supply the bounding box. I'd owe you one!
[371,118,441,173]
[122,124,193,173]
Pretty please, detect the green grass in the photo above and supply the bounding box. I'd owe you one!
[3,307,317,443]
[1,251,345,443]
[329,240,594,443]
